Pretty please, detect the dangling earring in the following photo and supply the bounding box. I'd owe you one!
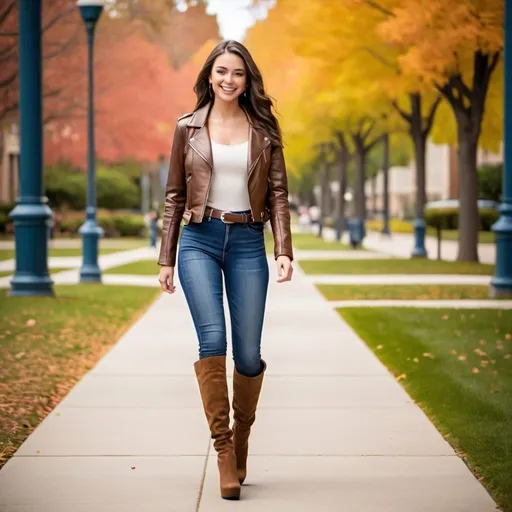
[243,88,247,98]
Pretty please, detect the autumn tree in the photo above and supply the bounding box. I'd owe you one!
[0,0,84,125]
[379,0,503,262]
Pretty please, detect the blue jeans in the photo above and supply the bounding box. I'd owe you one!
[178,213,269,377]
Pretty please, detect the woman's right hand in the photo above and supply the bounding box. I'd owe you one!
[158,266,176,294]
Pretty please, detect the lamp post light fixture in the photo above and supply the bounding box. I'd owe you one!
[77,0,105,283]
[490,0,512,298]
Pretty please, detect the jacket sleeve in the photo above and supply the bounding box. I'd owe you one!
[268,144,294,261]
[158,121,187,267]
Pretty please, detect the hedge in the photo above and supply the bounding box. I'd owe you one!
[59,211,145,237]
[424,207,499,231]
[44,166,139,211]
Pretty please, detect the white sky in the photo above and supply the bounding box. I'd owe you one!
[176,0,275,42]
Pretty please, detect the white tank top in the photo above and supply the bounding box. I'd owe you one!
[207,140,251,212]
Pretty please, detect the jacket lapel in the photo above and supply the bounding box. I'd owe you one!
[187,104,213,169]
[186,102,270,174]
[248,124,270,177]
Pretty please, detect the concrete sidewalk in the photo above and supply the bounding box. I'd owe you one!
[320,227,496,264]
[0,264,498,511]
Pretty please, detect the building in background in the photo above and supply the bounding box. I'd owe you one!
[0,123,20,205]
[365,140,503,219]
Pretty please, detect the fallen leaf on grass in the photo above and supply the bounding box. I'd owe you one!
[505,334,511,340]
[25,319,36,327]
[474,348,487,357]
[442,315,449,320]
[423,352,435,359]
[449,349,457,356]
[413,357,419,363]
[396,373,407,381]
[471,368,480,374]
[504,354,511,360]
[458,355,467,361]
[479,339,486,346]
[376,345,383,350]
[497,342,504,350]
[14,352,25,359]
[481,360,489,367]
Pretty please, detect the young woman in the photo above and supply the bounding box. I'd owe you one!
[157,40,293,501]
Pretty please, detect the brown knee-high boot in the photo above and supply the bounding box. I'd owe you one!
[232,360,266,484]
[194,356,240,500]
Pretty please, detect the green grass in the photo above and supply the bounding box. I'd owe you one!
[0,284,160,469]
[291,233,350,251]
[317,284,492,301]
[339,308,512,511]
[105,260,157,275]
[299,258,494,275]
[366,219,495,244]
[0,268,68,278]
[0,248,131,261]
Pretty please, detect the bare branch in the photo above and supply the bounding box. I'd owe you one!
[424,96,442,135]
[391,99,412,123]
[436,79,466,114]
[489,51,500,75]
[361,47,399,71]
[363,0,394,17]
[366,132,383,153]
[362,119,376,142]
[43,32,80,60]
[0,1,15,27]
[451,73,472,101]
[42,6,75,33]
[0,70,17,89]
[0,41,17,60]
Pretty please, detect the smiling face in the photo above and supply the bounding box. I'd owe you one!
[209,51,247,103]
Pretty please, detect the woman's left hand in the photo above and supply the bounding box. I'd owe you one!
[276,255,293,283]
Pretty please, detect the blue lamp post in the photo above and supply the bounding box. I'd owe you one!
[77,0,105,283]
[490,0,512,298]
[9,0,54,297]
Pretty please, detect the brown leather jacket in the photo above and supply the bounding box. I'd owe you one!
[158,103,293,267]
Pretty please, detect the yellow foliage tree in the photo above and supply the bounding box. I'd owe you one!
[379,0,503,261]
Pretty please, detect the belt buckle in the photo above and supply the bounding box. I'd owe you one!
[220,211,234,224]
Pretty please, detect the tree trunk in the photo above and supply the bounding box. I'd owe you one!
[382,132,390,234]
[409,93,427,220]
[457,123,480,262]
[336,133,348,240]
[353,136,366,219]
[412,129,427,218]
[371,174,377,216]
[319,158,329,237]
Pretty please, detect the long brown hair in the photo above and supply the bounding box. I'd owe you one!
[193,40,282,147]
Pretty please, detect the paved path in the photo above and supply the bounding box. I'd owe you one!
[0,247,158,288]
[304,274,492,285]
[0,239,147,250]
[293,249,390,260]
[319,227,496,264]
[328,299,512,309]
[0,262,497,511]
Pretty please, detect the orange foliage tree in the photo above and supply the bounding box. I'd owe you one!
[379,0,503,261]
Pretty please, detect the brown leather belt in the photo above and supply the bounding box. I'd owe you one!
[205,207,254,224]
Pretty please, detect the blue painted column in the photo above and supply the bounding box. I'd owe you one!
[490,0,512,298]
[78,3,104,283]
[9,0,54,297]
